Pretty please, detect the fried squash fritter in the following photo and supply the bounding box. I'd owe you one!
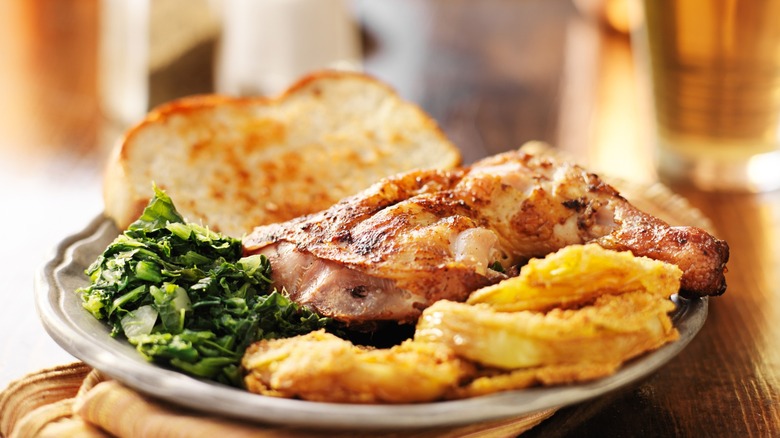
[447,362,623,400]
[467,243,683,311]
[415,292,679,370]
[242,330,474,404]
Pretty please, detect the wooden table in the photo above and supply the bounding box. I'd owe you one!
[1,1,778,436]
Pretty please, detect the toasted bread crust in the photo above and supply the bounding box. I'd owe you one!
[103,70,461,236]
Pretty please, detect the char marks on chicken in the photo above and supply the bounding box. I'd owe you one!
[243,149,729,328]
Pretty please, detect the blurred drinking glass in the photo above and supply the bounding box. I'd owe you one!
[630,0,780,192]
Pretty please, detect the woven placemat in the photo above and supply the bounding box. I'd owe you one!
[0,363,555,438]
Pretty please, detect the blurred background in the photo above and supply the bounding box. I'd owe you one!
[0,0,648,171]
[0,0,646,400]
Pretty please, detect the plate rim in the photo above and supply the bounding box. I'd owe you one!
[34,214,709,430]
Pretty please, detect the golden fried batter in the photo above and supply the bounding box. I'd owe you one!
[447,362,622,399]
[415,292,679,370]
[467,244,683,311]
[242,330,474,403]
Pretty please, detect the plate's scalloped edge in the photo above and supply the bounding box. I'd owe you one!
[34,214,115,327]
[35,214,710,430]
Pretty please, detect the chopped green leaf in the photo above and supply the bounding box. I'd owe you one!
[77,187,334,386]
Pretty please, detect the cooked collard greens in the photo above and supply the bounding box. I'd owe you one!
[78,186,333,386]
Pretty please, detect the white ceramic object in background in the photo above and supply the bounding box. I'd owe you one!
[98,0,221,126]
[99,0,151,126]
[215,0,362,97]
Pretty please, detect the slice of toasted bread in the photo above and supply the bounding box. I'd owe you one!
[103,70,461,236]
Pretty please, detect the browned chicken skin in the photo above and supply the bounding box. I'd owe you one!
[243,149,729,327]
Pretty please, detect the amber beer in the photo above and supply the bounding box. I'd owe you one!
[636,0,780,191]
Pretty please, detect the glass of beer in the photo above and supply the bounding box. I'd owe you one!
[630,0,780,192]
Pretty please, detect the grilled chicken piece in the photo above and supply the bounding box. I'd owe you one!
[243,149,729,327]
